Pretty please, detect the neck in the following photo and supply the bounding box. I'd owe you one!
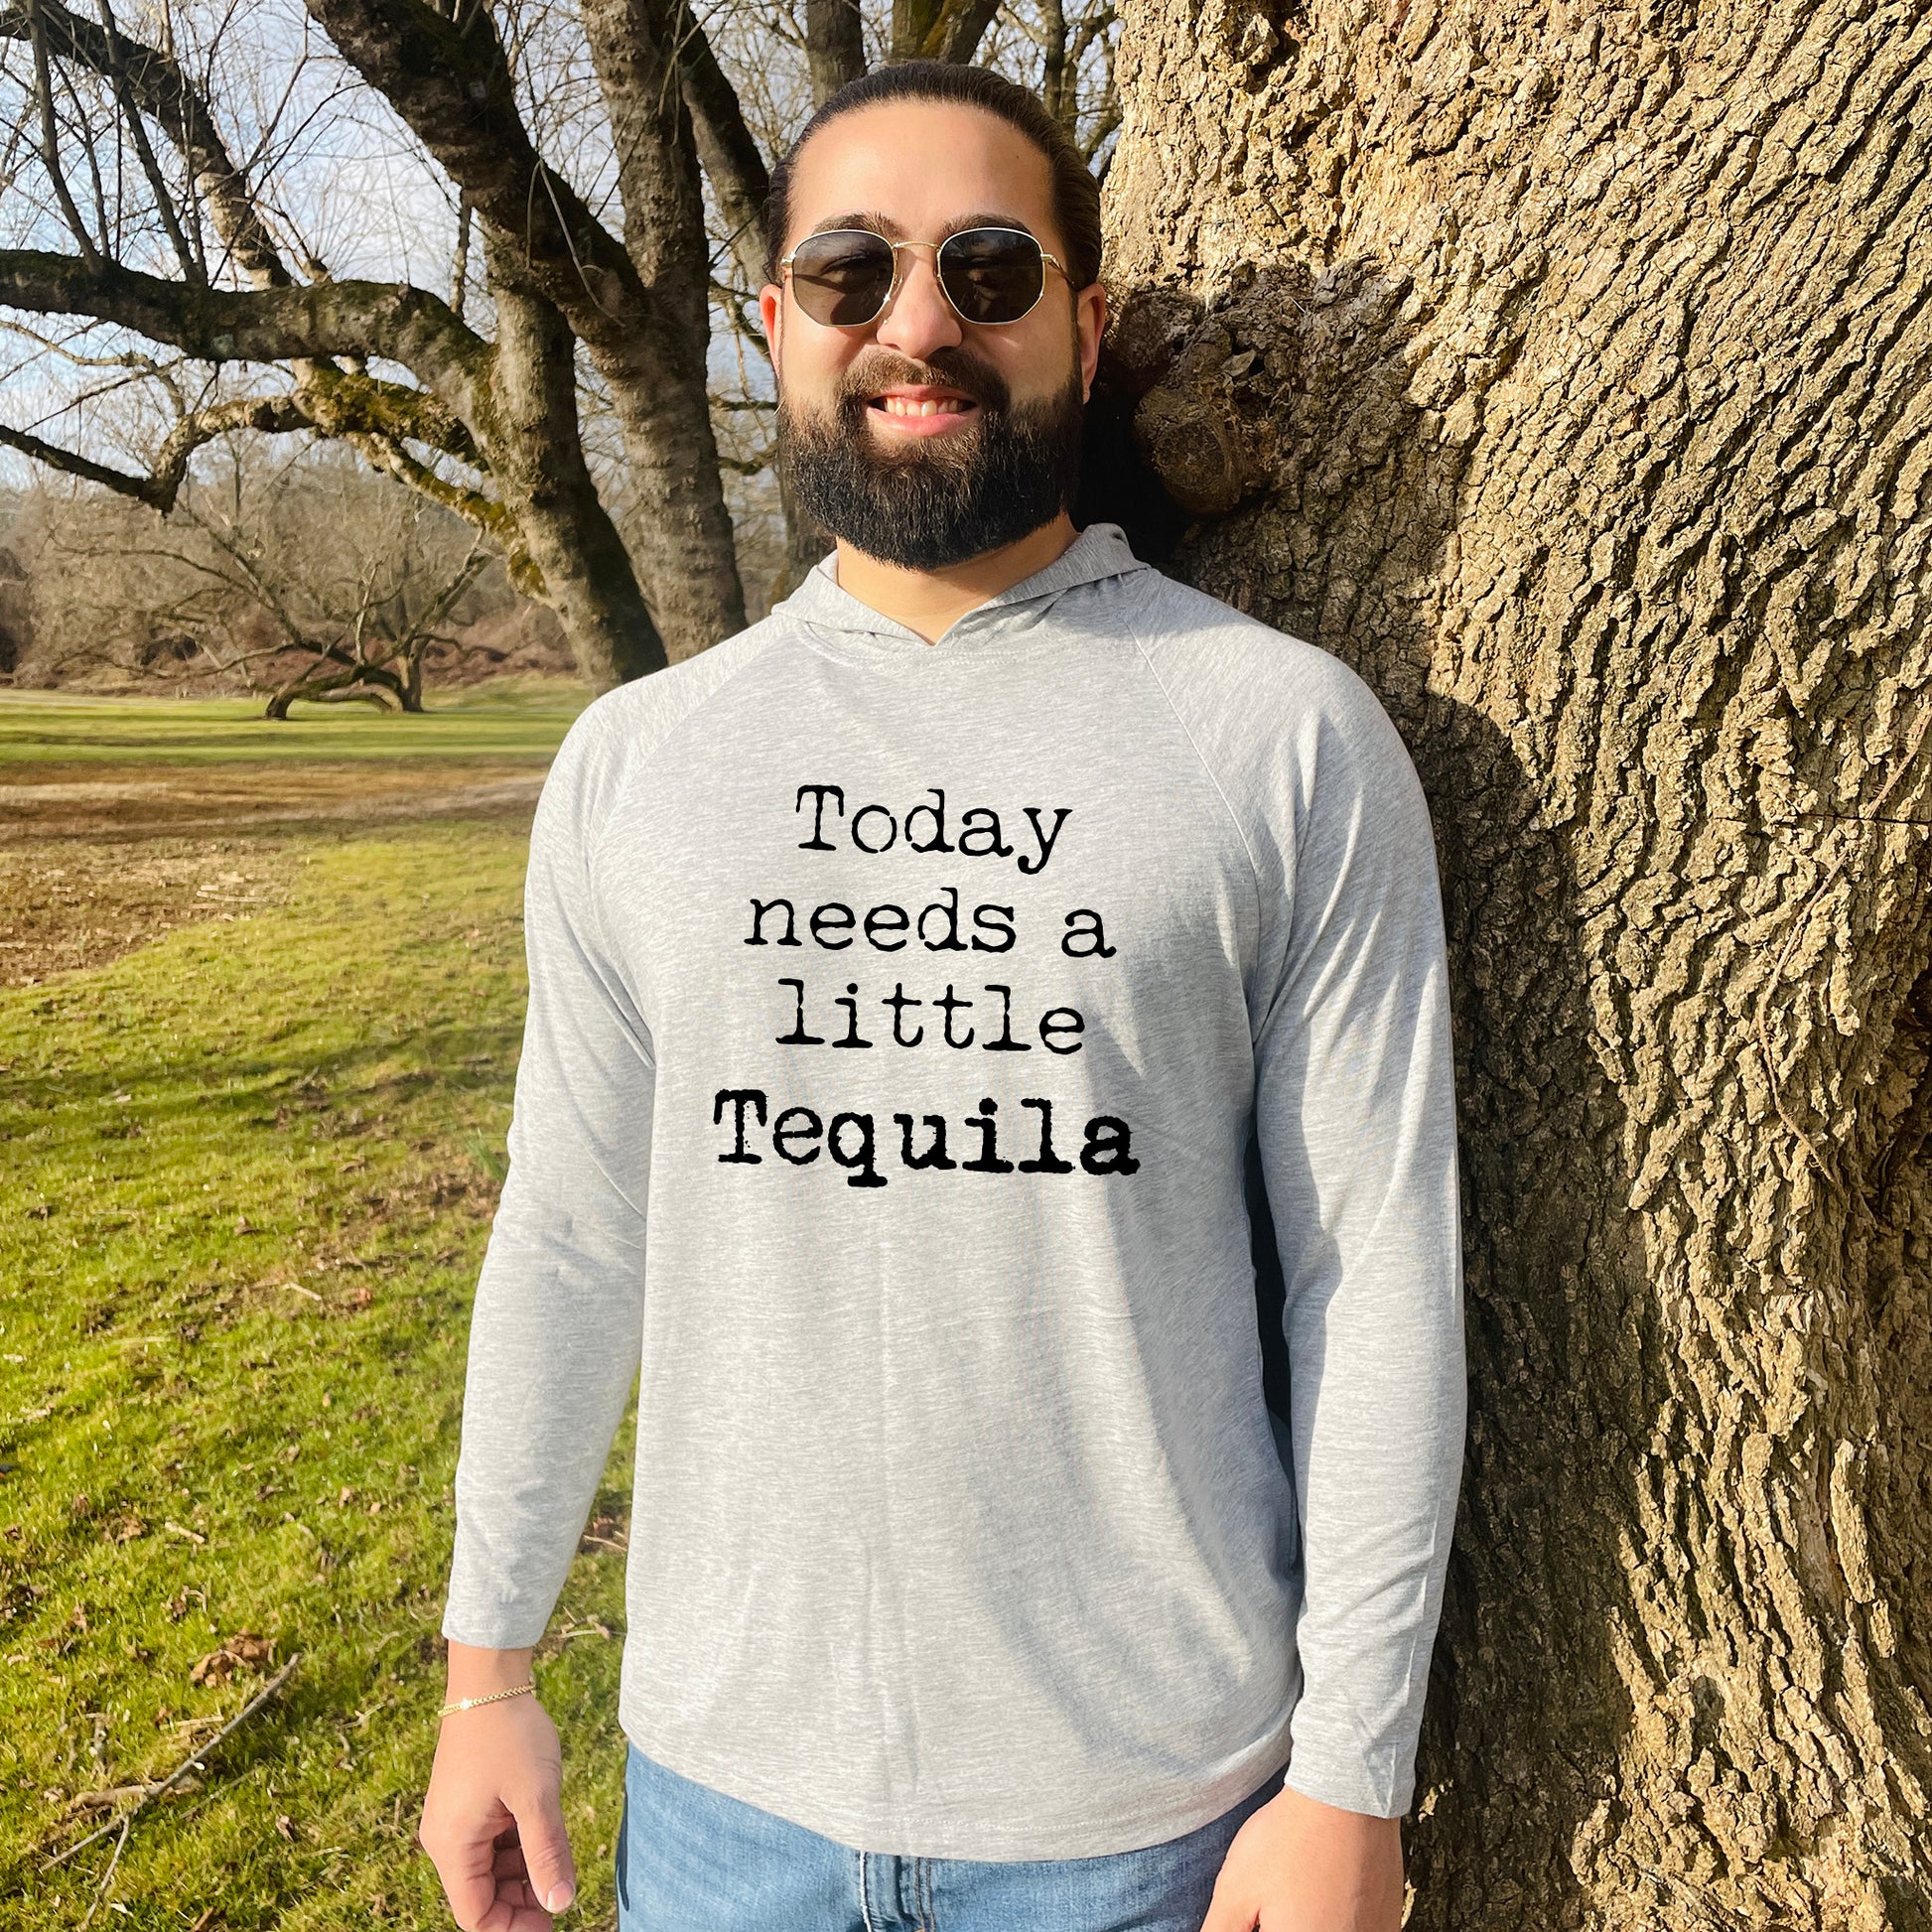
[832,512,1080,644]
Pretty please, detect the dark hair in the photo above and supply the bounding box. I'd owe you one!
[762,62,1104,292]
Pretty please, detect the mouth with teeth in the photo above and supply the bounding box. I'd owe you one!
[866,386,982,437]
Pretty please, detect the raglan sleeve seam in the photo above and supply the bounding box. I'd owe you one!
[579,628,792,1069]
[1128,624,1269,1000]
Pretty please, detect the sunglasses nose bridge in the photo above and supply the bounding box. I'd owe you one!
[876,238,963,335]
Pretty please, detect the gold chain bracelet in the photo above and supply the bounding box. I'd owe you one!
[439,1680,537,1719]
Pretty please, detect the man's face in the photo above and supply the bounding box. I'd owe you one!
[759,100,1108,572]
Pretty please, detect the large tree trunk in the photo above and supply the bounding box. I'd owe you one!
[304,0,748,663]
[480,232,669,686]
[1102,1,1932,1925]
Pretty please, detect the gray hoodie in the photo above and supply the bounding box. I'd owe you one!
[441,520,1466,1859]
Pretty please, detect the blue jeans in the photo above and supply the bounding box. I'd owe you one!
[614,1740,1285,1932]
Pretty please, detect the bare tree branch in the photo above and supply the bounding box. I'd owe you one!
[87,0,203,282]
[0,313,174,379]
[301,0,747,655]
[346,432,515,549]
[479,220,667,681]
[890,0,1001,65]
[0,247,492,408]
[674,0,769,289]
[0,417,183,506]
[299,0,655,352]
[0,0,288,285]
[932,0,1002,64]
[450,190,470,319]
[54,52,113,252]
[0,394,477,537]
[23,0,101,261]
[1038,0,1068,130]
[579,0,708,344]
[295,362,482,464]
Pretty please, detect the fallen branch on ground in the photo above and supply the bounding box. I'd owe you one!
[67,1779,200,1811]
[42,1651,303,1873]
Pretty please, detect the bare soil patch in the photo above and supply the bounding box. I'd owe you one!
[0,756,543,985]
[0,838,296,986]
[0,759,545,845]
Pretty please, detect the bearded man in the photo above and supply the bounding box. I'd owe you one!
[419,60,1466,1932]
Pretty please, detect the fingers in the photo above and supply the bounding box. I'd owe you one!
[426,1827,555,1932]
[1197,1842,1262,1932]
[424,1803,559,1929]
[424,1794,517,1930]
[1197,1881,1260,1932]
[421,1697,575,1928]
[489,1839,557,1916]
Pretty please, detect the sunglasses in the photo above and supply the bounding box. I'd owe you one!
[779,225,1070,329]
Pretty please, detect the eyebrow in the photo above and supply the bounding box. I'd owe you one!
[802,209,1041,243]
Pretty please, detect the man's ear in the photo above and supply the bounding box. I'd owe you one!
[1077,281,1108,401]
[759,283,785,383]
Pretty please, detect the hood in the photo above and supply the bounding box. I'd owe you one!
[771,521,1153,655]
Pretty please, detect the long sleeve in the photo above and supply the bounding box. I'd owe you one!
[1253,681,1466,1819]
[442,710,656,1649]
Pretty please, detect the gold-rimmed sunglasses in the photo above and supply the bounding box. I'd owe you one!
[779,225,1070,329]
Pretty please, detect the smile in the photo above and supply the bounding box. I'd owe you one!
[865,387,981,434]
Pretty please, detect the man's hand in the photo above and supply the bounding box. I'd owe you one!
[1199,1784,1404,1932]
[420,1644,578,1930]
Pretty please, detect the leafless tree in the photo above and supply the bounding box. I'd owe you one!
[0,0,1120,699]
[13,442,508,709]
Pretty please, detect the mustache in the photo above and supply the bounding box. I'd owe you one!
[834,348,1012,415]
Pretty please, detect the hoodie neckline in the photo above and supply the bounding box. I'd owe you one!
[775,521,1151,663]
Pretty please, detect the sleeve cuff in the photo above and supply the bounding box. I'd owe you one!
[1280,1750,1413,1821]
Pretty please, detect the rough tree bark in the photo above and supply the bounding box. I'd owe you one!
[1101,0,1932,1925]
[808,0,867,101]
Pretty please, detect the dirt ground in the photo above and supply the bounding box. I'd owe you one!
[0,759,543,988]
[0,838,297,987]
[0,759,545,844]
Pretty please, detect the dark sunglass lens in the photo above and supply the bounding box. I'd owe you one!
[939,229,1044,324]
[790,231,896,326]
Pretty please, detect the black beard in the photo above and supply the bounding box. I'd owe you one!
[776,350,1086,572]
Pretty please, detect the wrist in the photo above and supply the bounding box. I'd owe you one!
[444,1639,536,1702]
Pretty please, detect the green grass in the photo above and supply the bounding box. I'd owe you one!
[0,820,632,1928]
[0,680,591,768]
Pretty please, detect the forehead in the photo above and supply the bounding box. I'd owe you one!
[785,100,1058,250]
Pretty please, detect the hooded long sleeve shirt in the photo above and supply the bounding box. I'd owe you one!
[440,520,1466,1861]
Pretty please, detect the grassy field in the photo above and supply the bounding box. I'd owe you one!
[0,687,642,1929]
[0,681,588,767]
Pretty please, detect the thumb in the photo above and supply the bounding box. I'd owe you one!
[508,1784,578,1915]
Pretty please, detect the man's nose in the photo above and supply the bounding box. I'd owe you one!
[871,244,963,360]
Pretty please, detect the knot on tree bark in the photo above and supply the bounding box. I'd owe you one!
[1097,285,1273,518]
[1096,263,1408,526]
